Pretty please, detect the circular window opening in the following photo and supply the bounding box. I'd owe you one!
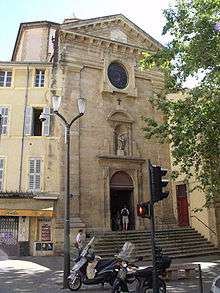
[107,62,128,89]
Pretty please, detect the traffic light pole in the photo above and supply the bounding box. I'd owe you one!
[148,160,158,293]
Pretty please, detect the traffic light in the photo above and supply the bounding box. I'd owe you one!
[150,165,169,203]
[137,202,151,218]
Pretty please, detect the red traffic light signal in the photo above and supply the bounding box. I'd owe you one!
[137,202,151,218]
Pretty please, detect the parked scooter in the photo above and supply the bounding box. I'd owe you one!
[67,237,119,291]
[112,244,171,293]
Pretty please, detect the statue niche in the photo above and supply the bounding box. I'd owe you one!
[107,110,134,157]
[114,125,129,156]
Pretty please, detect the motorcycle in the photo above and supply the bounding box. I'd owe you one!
[112,244,171,293]
[67,236,120,291]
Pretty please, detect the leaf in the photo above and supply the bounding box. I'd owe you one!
[141,0,220,207]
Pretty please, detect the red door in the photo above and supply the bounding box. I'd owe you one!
[176,184,189,226]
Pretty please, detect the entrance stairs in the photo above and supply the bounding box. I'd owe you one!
[90,227,220,260]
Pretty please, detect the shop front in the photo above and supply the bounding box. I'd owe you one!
[0,197,57,256]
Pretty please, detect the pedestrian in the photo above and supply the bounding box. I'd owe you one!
[121,205,130,231]
[74,229,86,255]
[116,210,121,231]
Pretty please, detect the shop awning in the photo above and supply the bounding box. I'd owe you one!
[0,207,54,217]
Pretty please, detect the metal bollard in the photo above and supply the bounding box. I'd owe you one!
[198,264,203,293]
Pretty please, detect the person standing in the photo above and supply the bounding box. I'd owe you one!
[121,205,130,231]
[75,229,86,255]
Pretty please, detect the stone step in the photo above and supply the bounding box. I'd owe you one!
[95,243,216,254]
[96,243,210,252]
[88,227,198,237]
[90,227,219,260]
[97,231,204,240]
[95,247,220,260]
[97,234,206,244]
[95,235,213,245]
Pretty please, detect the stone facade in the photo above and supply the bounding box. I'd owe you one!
[0,14,176,256]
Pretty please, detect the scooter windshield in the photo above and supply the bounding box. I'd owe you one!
[72,257,87,271]
[81,236,95,257]
[116,241,135,261]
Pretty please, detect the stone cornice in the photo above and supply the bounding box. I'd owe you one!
[97,155,146,164]
[0,61,52,67]
[60,29,156,55]
[61,14,163,50]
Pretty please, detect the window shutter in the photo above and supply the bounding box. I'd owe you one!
[0,107,9,134]
[35,159,41,191]
[24,106,33,135]
[42,107,50,136]
[29,175,35,191]
[35,174,41,190]
[0,158,4,191]
[0,106,2,134]
[29,159,41,191]
[35,159,41,174]
[29,159,35,191]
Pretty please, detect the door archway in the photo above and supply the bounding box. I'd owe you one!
[110,171,134,231]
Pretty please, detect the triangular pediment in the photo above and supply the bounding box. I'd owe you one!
[61,14,163,51]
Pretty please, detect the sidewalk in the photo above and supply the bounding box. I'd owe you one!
[0,251,220,292]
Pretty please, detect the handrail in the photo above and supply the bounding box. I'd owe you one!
[191,215,216,235]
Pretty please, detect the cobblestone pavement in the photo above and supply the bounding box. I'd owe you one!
[0,249,220,293]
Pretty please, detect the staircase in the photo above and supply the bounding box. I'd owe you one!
[90,227,220,260]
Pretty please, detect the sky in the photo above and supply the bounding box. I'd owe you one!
[0,0,174,61]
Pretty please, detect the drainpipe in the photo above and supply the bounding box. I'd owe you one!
[78,65,85,215]
[18,64,30,192]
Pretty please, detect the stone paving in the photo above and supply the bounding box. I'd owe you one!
[0,249,220,292]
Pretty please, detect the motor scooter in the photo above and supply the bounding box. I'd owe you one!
[112,245,171,293]
[67,237,119,291]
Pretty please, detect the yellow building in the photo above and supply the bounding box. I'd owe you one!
[0,21,61,256]
[0,60,60,255]
[168,93,219,246]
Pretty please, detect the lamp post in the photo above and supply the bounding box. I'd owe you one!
[0,114,2,135]
[52,95,86,288]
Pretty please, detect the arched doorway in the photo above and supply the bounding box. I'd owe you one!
[110,171,134,231]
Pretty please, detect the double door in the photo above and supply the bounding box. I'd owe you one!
[176,184,190,227]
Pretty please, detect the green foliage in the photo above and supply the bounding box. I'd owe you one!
[141,0,220,206]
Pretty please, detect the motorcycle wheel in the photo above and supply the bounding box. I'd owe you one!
[67,274,82,291]
[143,278,166,293]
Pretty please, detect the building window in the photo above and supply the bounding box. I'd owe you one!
[24,106,51,136]
[34,69,45,87]
[0,159,4,191]
[29,158,41,191]
[107,62,128,89]
[33,108,43,136]
[0,71,12,87]
[0,107,9,134]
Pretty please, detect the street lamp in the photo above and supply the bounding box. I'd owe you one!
[52,95,86,288]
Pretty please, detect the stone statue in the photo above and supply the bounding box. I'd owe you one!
[118,133,127,150]
[117,133,127,155]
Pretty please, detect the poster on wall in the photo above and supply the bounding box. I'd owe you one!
[41,223,51,242]
[36,242,53,251]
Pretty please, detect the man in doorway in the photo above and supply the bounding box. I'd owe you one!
[121,205,130,231]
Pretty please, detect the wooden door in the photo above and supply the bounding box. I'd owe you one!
[176,184,190,226]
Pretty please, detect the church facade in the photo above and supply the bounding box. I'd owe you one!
[0,14,175,256]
